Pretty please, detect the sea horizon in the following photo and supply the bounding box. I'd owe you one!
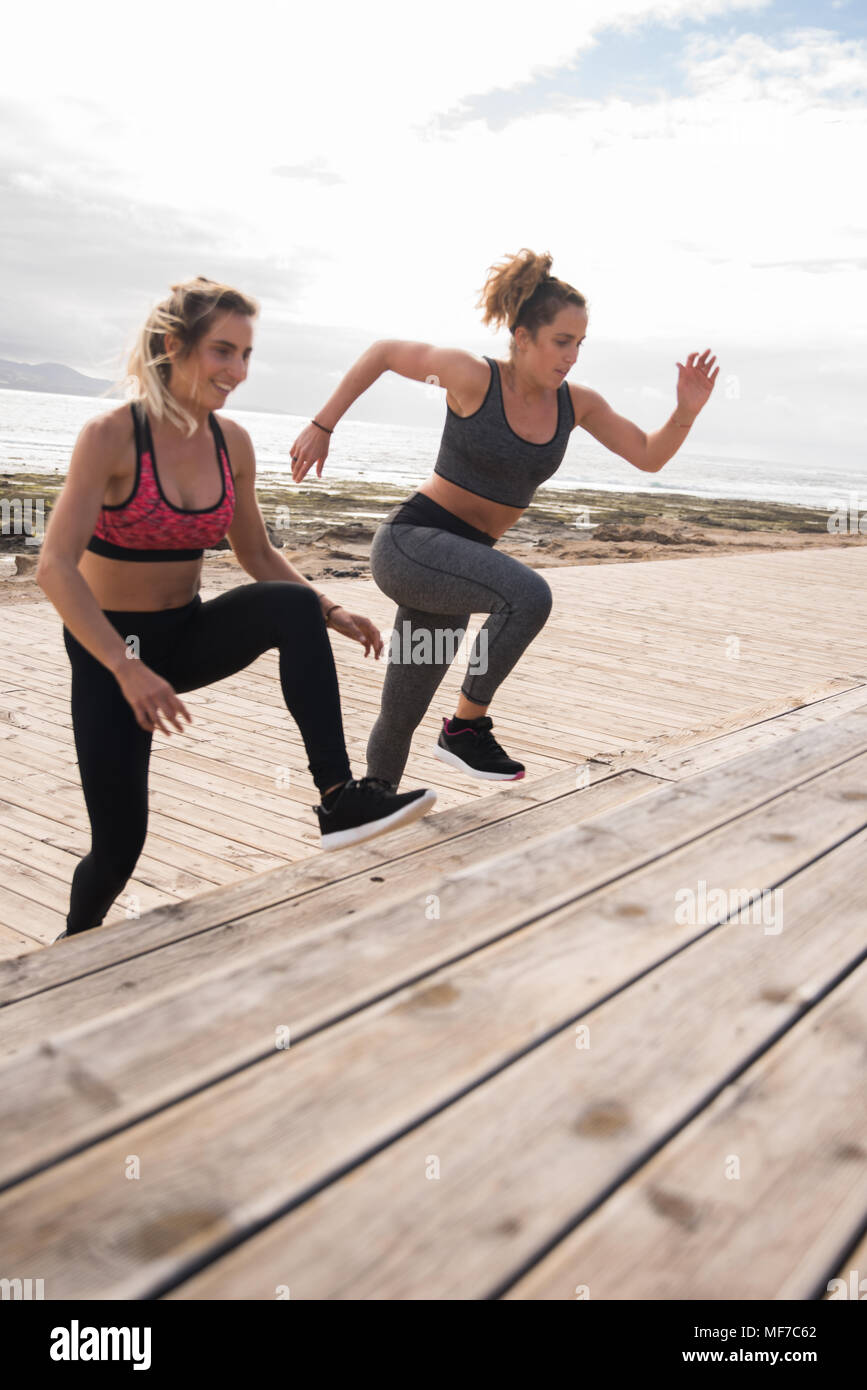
[2,386,865,513]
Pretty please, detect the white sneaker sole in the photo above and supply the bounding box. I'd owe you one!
[433,745,525,780]
[320,788,437,852]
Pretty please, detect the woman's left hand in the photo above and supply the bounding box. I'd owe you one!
[327,607,384,658]
[675,349,719,416]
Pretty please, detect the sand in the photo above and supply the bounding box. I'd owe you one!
[2,473,866,605]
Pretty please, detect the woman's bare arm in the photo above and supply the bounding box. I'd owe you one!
[289,341,487,482]
[36,410,192,735]
[573,350,718,472]
[575,389,698,472]
[35,412,135,674]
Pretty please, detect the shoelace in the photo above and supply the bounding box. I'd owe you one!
[355,776,396,794]
[452,716,509,759]
[317,775,394,814]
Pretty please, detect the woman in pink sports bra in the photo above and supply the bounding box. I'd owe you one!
[37,277,437,940]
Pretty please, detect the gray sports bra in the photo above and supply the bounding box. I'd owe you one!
[433,355,574,507]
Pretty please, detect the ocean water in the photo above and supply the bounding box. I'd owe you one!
[1,388,864,512]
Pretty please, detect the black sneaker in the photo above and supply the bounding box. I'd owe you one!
[433,715,525,780]
[313,776,437,851]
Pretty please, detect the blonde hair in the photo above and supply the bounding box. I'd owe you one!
[125,276,259,435]
[476,248,587,359]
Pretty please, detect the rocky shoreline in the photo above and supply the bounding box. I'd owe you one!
[2,472,865,601]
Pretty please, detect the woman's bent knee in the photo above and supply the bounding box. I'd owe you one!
[524,572,553,622]
[256,580,323,632]
[269,580,321,611]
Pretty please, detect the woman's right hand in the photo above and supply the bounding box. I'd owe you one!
[113,658,192,736]
[289,422,331,482]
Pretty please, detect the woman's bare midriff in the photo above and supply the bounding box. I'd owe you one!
[414,365,581,540]
[77,549,204,611]
[415,475,524,540]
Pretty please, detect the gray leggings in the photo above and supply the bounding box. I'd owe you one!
[365,521,553,786]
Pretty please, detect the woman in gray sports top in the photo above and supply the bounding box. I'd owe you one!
[290,248,718,791]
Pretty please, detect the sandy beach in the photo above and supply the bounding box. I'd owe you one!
[2,472,866,603]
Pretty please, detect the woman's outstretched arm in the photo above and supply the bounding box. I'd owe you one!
[574,348,718,473]
[289,340,486,482]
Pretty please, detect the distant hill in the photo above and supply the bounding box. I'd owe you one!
[0,359,117,397]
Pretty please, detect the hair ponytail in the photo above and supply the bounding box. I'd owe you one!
[475,248,586,355]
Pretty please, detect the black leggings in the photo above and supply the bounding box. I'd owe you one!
[62,582,352,934]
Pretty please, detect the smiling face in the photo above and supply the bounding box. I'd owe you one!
[514,304,588,387]
[166,310,255,411]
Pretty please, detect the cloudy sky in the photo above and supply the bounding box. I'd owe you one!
[2,0,865,465]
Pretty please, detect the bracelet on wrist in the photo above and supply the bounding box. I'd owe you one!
[311,418,333,434]
[323,602,342,623]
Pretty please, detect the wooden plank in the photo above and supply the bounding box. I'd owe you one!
[504,958,867,1301]
[0,760,613,998]
[0,723,78,763]
[165,829,867,1301]
[0,810,229,902]
[2,681,861,947]
[0,850,79,915]
[3,699,866,1002]
[1,723,322,829]
[3,551,865,965]
[0,797,277,887]
[0,682,306,771]
[0,659,333,815]
[0,924,43,960]
[622,683,867,780]
[0,883,66,944]
[9,607,809,701]
[0,760,864,1296]
[2,675,860,996]
[13,602,843,706]
[2,771,315,856]
[0,785,206,909]
[0,668,847,779]
[11,568,865,752]
[0,767,656,1033]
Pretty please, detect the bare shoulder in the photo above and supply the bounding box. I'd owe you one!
[566,381,601,428]
[379,340,490,412]
[67,404,134,484]
[216,414,252,447]
[78,402,134,448]
[215,414,255,476]
[439,349,493,415]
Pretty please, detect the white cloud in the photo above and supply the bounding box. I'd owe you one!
[1,1,864,464]
[683,26,867,103]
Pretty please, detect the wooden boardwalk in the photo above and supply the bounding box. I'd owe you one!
[0,547,866,1300]
[0,678,866,1298]
[1,546,866,955]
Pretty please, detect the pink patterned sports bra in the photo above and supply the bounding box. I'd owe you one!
[87,401,235,562]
